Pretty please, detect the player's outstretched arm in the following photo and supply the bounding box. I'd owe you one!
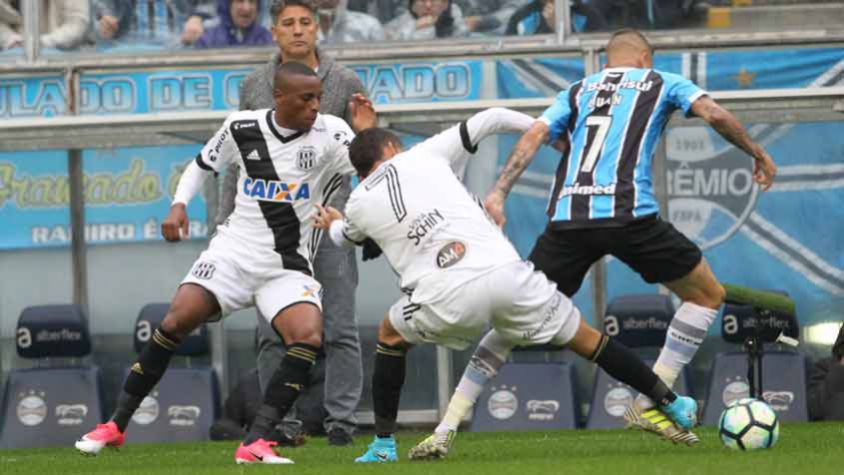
[484,121,549,227]
[690,96,777,191]
[349,93,377,132]
[162,159,213,241]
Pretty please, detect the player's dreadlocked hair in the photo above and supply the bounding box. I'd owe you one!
[349,128,403,178]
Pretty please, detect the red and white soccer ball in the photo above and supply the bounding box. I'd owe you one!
[718,398,780,450]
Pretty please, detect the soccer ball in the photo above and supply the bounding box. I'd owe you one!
[718,398,780,450]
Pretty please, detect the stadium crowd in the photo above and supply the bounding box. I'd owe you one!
[0,0,713,54]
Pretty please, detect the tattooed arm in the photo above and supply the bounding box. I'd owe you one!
[690,96,777,191]
[483,121,550,227]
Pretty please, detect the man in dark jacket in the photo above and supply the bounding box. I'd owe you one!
[196,0,273,48]
[216,0,366,447]
[808,324,844,421]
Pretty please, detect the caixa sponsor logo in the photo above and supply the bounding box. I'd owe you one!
[168,405,201,426]
[526,400,560,421]
[666,127,758,250]
[56,404,88,425]
[242,178,310,202]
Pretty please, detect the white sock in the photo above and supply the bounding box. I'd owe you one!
[634,302,718,409]
[435,330,511,434]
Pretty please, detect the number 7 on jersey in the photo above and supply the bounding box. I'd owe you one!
[580,116,612,173]
[365,164,407,223]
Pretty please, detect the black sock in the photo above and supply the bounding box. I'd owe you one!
[591,335,676,406]
[112,327,181,432]
[373,343,407,437]
[244,343,318,444]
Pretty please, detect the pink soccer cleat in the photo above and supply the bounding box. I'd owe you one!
[235,439,295,465]
[75,421,125,455]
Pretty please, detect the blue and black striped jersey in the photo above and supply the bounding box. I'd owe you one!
[539,67,706,227]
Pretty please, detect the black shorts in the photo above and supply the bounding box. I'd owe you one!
[528,215,703,298]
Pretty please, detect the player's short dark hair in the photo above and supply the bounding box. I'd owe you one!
[273,61,319,90]
[270,0,318,24]
[607,28,654,56]
[349,128,402,177]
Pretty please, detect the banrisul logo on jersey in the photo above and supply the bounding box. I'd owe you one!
[666,126,758,250]
[243,178,310,202]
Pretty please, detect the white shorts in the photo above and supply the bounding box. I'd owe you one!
[389,261,581,351]
[180,232,322,322]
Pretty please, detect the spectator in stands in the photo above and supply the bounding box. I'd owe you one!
[315,0,384,44]
[195,0,272,48]
[92,0,214,49]
[385,0,466,41]
[456,0,527,35]
[506,0,606,36]
[808,324,844,421]
[0,0,90,51]
[342,0,407,24]
[594,0,704,30]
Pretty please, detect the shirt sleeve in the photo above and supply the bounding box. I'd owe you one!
[196,116,238,173]
[326,119,357,176]
[328,217,365,250]
[416,107,536,167]
[538,88,574,142]
[662,72,708,117]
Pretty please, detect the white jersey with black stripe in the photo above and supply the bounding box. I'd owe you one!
[338,108,534,300]
[196,109,355,275]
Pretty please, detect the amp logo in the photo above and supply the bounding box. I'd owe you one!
[436,241,466,269]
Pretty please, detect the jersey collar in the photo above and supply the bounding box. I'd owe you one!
[266,110,306,144]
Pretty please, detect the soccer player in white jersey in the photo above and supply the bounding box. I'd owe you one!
[75,62,376,465]
[313,108,699,463]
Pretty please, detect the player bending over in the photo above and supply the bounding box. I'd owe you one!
[313,108,697,463]
[483,29,777,444]
[75,62,375,464]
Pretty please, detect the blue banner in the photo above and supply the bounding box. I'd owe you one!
[78,68,251,115]
[352,61,483,104]
[0,146,207,249]
[0,75,67,118]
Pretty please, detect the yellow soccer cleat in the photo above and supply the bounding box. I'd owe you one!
[407,430,456,461]
[623,406,700,446]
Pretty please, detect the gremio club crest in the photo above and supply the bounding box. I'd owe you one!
[665,126,759,251]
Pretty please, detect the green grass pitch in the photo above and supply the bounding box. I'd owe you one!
[2,423,842,475]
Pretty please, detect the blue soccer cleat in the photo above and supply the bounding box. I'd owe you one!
[660,395,698,430]
[355,435,398,463]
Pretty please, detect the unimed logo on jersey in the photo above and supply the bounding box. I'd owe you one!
[243,178,311,202]
[666,127,758,250]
